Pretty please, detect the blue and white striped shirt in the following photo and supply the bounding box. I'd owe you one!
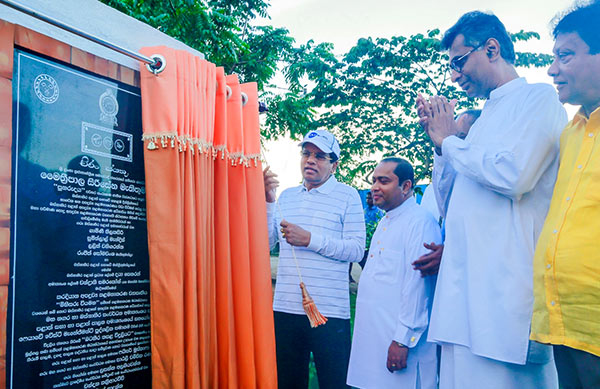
[268,176,366,319]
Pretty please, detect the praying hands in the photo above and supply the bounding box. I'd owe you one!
[416,94,459,152]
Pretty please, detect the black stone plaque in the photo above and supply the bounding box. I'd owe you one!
[8,50,151,388]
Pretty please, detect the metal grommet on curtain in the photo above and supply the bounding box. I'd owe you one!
[146,54,167,75]
[241,92,248,106]
[226,85,232,100]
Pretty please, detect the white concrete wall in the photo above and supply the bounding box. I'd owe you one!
[0,0,204,70]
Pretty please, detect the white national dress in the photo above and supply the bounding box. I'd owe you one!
[429,78,568,367]
[347,197,441,389]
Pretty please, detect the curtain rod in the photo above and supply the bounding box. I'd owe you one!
[0,0,272,111]
[0,0,166,74]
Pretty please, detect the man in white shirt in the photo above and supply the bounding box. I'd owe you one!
[347,158,440,389]
[263,129,365,388]
[415,109,481,277]
[417,11,567,388]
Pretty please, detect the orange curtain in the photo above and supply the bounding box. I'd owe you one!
[241,82,277,389]
[139,47,276,388]
[213,67,238,389]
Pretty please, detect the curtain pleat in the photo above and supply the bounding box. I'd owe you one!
[225,75,257,387]
[139,46,276,388]
[241,82,277,389]
[140,46,185,389]
[213,67,238,389]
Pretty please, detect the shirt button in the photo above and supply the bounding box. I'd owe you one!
[553,229,558,234]
[578,165,583,169]
[546,264,552,269]
[370,254,374,258]
[589,133,594,137]
[381,248,384,251]
[377,241,381,244]
[410,336,416,343]
[383,227,386,231]
[551,301,556,306]
[566,197,571,201]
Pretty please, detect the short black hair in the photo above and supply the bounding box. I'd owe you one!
[457,108,482,126]
[552,0,600,54]
[462,109,482,121]
[381,157,414,188]
[441,11,515,64]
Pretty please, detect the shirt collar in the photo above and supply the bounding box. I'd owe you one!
[572,107,588,126]
[488,77,526,101]
[298,174,337,194]
[382,196,416,220]
[573,105,600,127]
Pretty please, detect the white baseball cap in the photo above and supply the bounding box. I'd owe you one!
[299,129,341,159]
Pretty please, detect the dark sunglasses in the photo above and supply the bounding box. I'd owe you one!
[449,44,483,73]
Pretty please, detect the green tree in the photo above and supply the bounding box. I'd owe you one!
[100,1,552,186]
[100,0,294,90]
[273,30,553,187]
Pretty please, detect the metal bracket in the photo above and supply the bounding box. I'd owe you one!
[146,54,166,75]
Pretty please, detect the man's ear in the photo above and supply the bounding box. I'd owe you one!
[331,161,339,173]
[485,38,501,61]
[401,179,413,194]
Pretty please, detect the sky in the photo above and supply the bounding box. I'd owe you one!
[259,0,578,190]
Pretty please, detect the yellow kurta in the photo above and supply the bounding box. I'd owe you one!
[531,107,600,357]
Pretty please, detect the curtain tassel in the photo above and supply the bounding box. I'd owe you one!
[300,283,328,328]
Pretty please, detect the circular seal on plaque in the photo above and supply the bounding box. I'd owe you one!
[99,89,119,118]
[33,74,59,104]
[114,139,125,152]
[91,133,103,147]
[103,137,113,151]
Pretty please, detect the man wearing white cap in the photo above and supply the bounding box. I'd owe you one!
[264,129,366,388]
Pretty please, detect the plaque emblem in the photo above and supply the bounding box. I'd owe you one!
[33,74,59,104]
[82,122,133,162]
[99,88,119,126]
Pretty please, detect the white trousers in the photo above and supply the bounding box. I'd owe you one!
[439,343,558,389]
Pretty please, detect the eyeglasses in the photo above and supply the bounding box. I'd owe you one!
[300,150,332,162]
[449,44,483,73]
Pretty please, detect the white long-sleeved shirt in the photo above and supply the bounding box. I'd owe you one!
[347,197,440,388]
[267,175,365,319]
[428,77,568,364]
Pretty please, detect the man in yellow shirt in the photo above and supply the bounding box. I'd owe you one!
[531,1,600,387]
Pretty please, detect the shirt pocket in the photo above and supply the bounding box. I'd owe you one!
[370,248,403,284]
